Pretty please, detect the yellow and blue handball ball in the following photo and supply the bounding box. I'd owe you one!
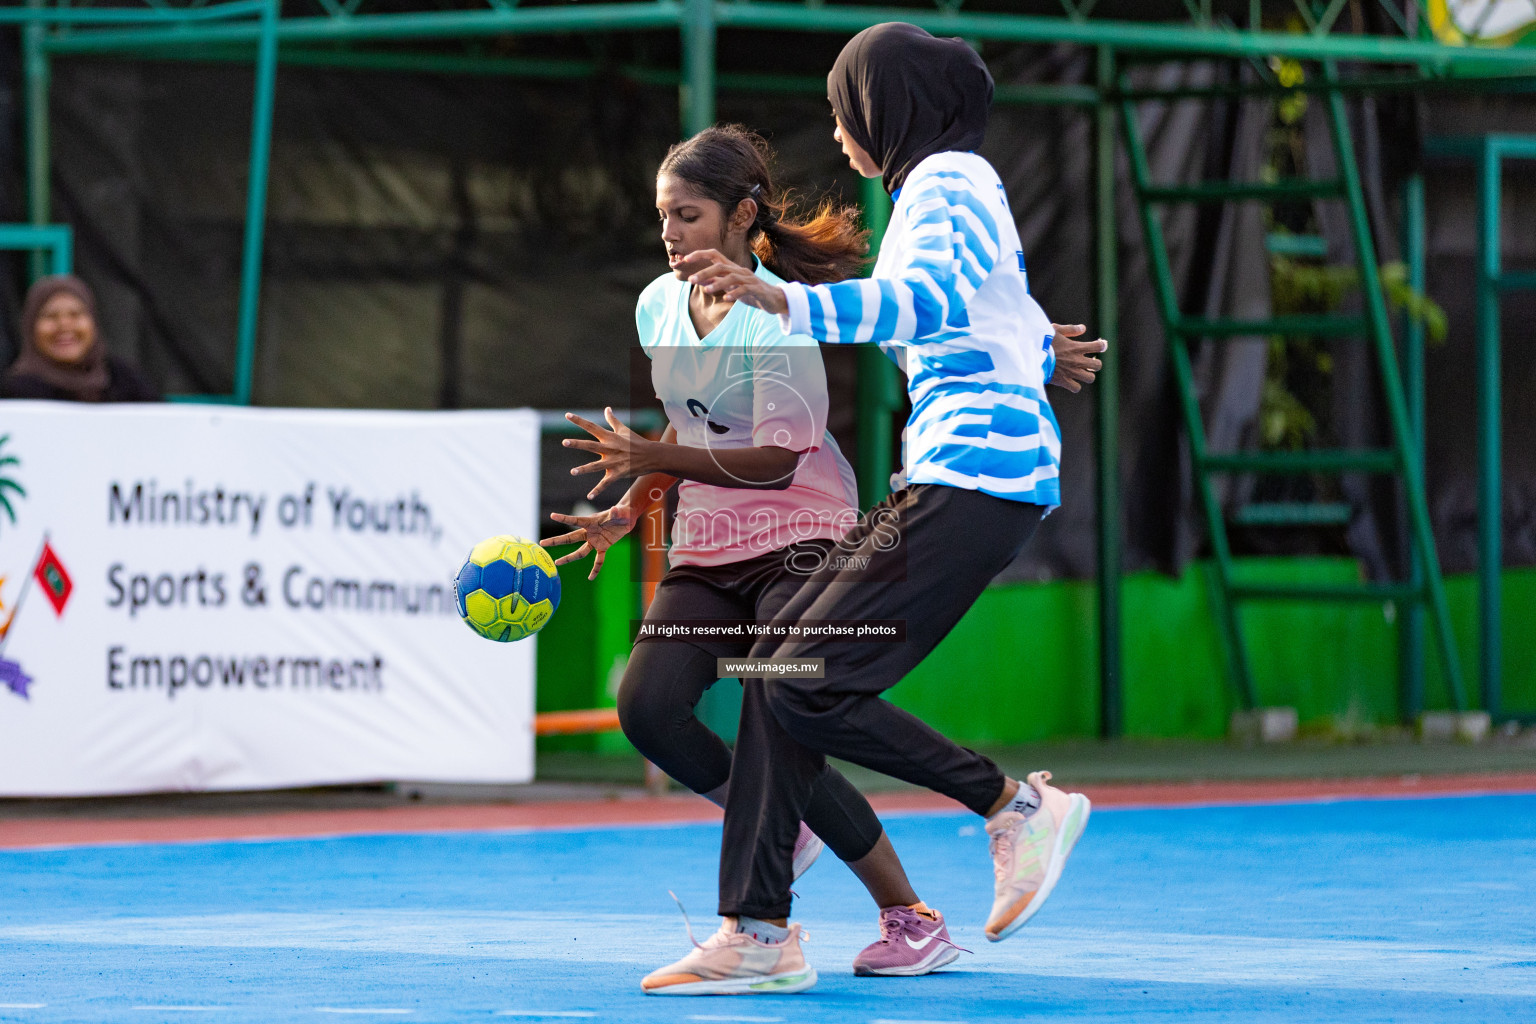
[454,535,561,642]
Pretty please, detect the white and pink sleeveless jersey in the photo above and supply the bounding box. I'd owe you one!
[636,259,860,568]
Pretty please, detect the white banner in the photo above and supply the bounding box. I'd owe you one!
[0,402,540,796]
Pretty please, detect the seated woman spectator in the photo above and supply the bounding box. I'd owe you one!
[2,274,158,402]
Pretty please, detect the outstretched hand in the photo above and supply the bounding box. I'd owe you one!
[685,249,789,315]
[540,503,640,582]
[1049,324,1108,393]
[562,407,650,500]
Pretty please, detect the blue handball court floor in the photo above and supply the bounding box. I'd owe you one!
[2,794,1533,1023]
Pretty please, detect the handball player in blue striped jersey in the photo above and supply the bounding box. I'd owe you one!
[642,22,1105,995]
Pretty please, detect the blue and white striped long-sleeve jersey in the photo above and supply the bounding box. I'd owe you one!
[778,151,1060,508]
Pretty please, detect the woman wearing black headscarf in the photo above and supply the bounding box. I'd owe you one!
[827,20,994,195]
[646,24,1098,996]
[2,275,158,402]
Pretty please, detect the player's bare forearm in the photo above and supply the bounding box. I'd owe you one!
[564,409,794,495]
[637,439,798,490]
[619,425,679,511]
[620,471,678,511]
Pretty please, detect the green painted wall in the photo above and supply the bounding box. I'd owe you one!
[537,555,1536,750]
[535,536,637,753]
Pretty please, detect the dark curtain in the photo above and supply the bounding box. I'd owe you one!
[2,38,1531,576]
[987,53,1275,580]
[1417,93,1536,573]
[0,29,25,359]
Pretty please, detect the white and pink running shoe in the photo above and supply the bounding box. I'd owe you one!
[642,917,817,996]
[983,770,1090,942]
[852,903,967,976]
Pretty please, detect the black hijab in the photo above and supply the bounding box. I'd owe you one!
[827,22,994,196]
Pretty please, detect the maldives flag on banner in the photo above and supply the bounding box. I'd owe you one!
[33,540,72,617]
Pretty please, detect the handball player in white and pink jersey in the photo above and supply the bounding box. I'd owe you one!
[540,125,965,980]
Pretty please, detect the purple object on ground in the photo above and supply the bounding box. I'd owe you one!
[0,658,32,699]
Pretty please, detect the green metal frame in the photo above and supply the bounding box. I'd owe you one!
[17,0,1536,735]
[855,176,902,511]
[1118,60,1466,716]
[1094,45,1122,737]
[1400,172,1426,722]
[1423,134,1536,725]
[0,224,72,278]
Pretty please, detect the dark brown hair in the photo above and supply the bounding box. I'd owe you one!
[658,125,869,286]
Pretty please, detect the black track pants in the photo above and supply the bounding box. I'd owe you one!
[617,547,885,865]
[718,484,1043,918]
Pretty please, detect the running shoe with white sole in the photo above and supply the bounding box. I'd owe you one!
[791,822,824,882]
[852,903,968,976]
[983,770,1090,942]
[641,917,817,996]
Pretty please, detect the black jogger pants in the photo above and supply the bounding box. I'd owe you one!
[617,541,885,865]
[718,484,1043,918]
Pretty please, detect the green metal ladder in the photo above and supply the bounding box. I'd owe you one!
[1118,63,1466,714]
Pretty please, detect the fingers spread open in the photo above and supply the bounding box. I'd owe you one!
[588,471,617,499]
[565,412,608,438]
[552,542,591,567]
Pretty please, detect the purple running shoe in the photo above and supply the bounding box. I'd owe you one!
[852,904,967,977]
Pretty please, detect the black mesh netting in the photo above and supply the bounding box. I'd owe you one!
[0,30,1532,578]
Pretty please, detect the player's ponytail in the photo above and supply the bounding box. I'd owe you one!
[754,195,870,288]
[659,125,869,286]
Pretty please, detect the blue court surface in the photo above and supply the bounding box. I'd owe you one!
[2,793,1533,1023]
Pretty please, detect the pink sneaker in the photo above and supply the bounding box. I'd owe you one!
[641,917,817,995]
[791,822,824,882]
[852,903,966,976]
